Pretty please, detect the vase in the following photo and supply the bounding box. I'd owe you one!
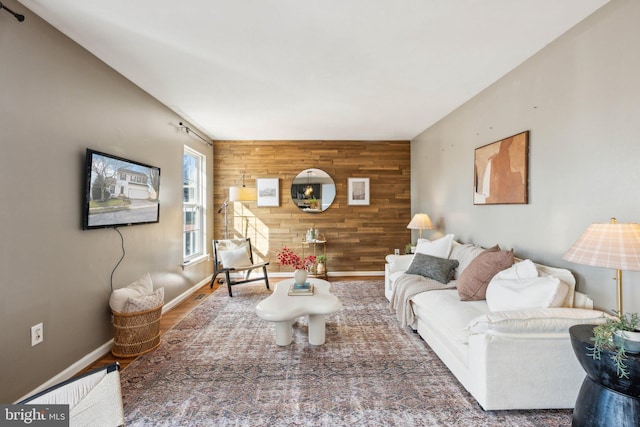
[294,269,308,285]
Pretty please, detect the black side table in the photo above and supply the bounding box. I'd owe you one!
[569,324,640,427]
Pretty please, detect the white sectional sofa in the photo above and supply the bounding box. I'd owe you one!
[385,238,608,411]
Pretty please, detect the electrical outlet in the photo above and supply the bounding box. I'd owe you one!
[394,249,400,255]
[31,323,43,346]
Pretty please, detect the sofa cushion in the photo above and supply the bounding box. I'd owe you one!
[406,253,459,284]
[414,234,454,259]
[457,248,514,301]
[485,276,568,312]
[466,307,610,337]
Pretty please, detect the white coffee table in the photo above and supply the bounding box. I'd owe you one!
[255,278,341,345]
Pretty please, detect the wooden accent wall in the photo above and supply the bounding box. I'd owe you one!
[213,140,411,273]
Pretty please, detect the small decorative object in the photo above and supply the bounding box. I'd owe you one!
[256,178,279,207]
[276,246,316,284]
[348,177,370,206]
[405,243,412,254]
[474,131,528,205]
[316,255,327,275]
[589,311,640,378]
[308,197,319,210]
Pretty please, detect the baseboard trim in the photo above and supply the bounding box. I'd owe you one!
[15,275,214,403]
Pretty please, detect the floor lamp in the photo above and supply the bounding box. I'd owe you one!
[217,172,256,239]
[563,217,640,316]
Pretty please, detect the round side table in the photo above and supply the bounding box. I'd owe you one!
[569,324,640,427]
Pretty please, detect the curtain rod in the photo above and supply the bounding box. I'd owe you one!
[0,2,25,22]
[179,122,212,146]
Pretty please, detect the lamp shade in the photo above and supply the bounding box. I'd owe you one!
[229,186,256,202]
[563,220,640,271]
[407,213,434,231]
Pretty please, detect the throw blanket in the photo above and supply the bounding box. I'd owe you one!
[390,274,457,327]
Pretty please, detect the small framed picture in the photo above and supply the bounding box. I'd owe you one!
[256,178,279,207]
[348,177,370,206]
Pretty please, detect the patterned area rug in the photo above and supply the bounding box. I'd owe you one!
[120,280,572,426]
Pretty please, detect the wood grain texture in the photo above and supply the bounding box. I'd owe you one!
[213,140,411,272]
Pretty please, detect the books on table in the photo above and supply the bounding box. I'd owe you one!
[288,282,314,296]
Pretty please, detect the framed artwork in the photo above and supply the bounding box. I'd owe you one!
[256,178,279,207]
[474,131,529,205]
[348,177,370,206]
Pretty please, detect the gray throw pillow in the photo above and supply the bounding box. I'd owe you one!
[406,253,459,284]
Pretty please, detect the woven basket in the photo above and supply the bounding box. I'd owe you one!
[111,304,163,358]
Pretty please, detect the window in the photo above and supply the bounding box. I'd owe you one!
[183,147,206,262]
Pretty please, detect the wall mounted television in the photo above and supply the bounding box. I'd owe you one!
[83,149,161,229]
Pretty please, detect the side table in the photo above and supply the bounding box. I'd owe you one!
[569,324,640,426]
[302,239,327,279]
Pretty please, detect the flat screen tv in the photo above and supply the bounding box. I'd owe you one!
[83,149,161,229]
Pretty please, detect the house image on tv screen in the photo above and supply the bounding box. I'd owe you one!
[112,168,156,200]
[86,151,160,228]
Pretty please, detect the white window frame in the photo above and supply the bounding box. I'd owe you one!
[183,146,207,265]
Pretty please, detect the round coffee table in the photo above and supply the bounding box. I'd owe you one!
[255,278,342,346]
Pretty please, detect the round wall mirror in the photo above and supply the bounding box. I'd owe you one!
[291,168,336,213]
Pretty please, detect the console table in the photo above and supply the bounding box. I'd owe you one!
[569,324,640,426]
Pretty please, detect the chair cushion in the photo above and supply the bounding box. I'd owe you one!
[219,248,251,268]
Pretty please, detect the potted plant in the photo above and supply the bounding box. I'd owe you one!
[316,255,327,275]
[405,243,412,254]
[589,311,640,378]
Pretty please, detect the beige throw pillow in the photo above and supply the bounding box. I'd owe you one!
[457,248,514,301]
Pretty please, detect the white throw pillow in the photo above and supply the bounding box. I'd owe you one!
[126,272,154,296]
[123,287,164,313]
[414,234,454,259]
[494,259,538,280]
[485,276,568,312]
[109,288,141,312]
[219,248,251,268]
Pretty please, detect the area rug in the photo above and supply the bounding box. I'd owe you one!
[120,280,572,426]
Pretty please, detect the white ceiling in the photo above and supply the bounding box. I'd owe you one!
[19,0,608,140]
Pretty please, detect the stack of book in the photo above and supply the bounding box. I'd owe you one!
[288,281,314,296]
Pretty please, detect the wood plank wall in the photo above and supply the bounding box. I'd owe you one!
[213,140,411,273]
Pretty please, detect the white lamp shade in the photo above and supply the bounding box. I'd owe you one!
[407,213,434,231]
[229,186,256,202]
[563,221,640,271]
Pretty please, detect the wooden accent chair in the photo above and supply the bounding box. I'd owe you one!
[211,238,270,297]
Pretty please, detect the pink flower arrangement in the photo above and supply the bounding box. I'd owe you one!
[276,246,316,271]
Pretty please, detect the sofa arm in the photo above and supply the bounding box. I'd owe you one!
[466,307,611,337]
[385,254,414,273]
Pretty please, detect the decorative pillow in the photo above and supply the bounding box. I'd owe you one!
[414,234,455,259]
[219,248,251,268]
[494,259,538,280]
[123,287,165,313]
[406,253,459,284]
[109,287,141,312]
[485,276,568,312]
[126,272,154,296]
[456,248,514,301]
[449,243,488,279]
[109,272,154,312]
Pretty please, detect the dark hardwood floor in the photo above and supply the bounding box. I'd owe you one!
[82,276,380,374]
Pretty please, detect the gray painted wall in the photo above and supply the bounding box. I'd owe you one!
[411,0,640,314]
[0,2,213,402]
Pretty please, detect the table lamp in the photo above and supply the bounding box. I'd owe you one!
[407,213,434,240]
[563,217,640,315]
